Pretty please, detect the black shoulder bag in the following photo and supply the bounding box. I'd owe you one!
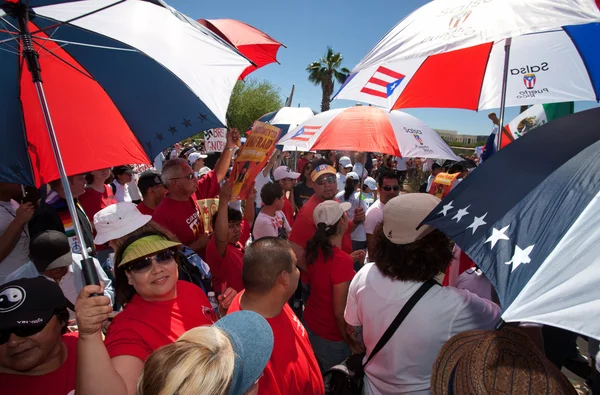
[324,279,438,395]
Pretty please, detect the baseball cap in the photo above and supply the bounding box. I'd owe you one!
[273,166,301,181]
[118,235,181,267]
[364,177,377,190]
[214,311,274,395]
[383,194,440,245]
[346,171,359,181]
[0,277,69,330]
[338,156,353,168]
[30,230,72,272]
[431,328,576,395]
[310,164,336,182]
[137,170,163,196]
[93,202,152,245]
[188,152,208,165]
[112,165,134,176]
[197,166,211,177]
[313,200,351,227]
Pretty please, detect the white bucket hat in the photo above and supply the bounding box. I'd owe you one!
[383,194,440,245]
[93,202,152,245]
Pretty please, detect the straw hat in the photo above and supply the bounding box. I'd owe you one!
[431,327,577,395]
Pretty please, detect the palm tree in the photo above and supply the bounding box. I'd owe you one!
[306,47,350,112]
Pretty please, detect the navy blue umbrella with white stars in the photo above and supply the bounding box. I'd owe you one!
[421,107,600,340]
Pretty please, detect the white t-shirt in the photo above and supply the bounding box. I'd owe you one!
[254,170,272,207]
[456,268,493,301]
[112,181,132,203]
[336,172,347,192]
[364,200,385,235]
[336,190,367,242]
[128,174,142,201]
[353,163,368,178]
[395,157,408,171]
[252,211,291,240]
[345,263,501,395]
[0,200,30,284]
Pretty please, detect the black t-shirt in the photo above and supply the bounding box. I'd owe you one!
[293,182,315,209]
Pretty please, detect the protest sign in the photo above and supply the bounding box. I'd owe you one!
[204,128,227,152]
[229,121,281,200]
[197,198,219,233]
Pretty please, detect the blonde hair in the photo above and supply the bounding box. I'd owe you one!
[138,326,236,395]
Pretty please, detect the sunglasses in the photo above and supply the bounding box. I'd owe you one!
[315,175,336,186]
[382,185,401,192]
[173,173,196,180]
[0,323,47,344]
[125,249,176,273]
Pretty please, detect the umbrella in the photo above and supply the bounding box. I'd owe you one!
[257,107,316,136]
[277,106,461,161]
[421,107,600,340]
[0,0,249,285]
[335,0,600,137]
[198,18,285,80]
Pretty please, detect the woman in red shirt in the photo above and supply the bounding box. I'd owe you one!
[79,168,116,223]
[303,200,361,373]
[74,230,236,395]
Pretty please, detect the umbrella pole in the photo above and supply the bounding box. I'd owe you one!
[497,38,512,150]
[18,10,100,288]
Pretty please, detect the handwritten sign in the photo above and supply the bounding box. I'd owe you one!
[204,128,227,152]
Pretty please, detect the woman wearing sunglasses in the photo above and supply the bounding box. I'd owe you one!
[74,230,231,395]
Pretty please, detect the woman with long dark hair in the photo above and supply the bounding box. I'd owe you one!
[293,161,315,210]
[335,172,368,252]
[303,200,361,372]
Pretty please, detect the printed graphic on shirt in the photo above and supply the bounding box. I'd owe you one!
[186,211,201,238]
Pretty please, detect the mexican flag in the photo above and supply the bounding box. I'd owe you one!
[499,102,574,149]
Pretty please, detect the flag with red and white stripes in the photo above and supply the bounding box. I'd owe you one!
[289,125,321,142]
[360,66,405,98]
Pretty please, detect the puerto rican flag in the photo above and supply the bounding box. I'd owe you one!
[360,66,405,98]
[289,125,321,142]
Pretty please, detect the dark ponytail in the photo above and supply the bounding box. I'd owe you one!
[343,177,357,201]
[305,220,341,265]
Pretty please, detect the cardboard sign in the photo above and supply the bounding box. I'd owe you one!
[204,128,227,153]
[197,198,219,233]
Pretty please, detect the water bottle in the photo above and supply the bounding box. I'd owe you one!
[207,291,220,317]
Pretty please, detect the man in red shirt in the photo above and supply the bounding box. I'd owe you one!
[273,165,300,227]
[228,237,324,395]
[0,277,77,395]
[289,159,365,272]
[205,181,255,293]
[136,170,166,216]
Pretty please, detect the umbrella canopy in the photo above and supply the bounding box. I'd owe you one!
[257,106,316,135]
[198,18,284,80]
[421,107,600,340]
[335,0,600,110]
[277,106,460,161]
[0,0,250,186]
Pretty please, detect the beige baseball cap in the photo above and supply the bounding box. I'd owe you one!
[383,194,440,245]
[313,200,352,227]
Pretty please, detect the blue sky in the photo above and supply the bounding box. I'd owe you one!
[169,0,598,136]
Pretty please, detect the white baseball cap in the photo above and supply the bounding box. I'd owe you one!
[93,202,152,245]
[188,152,208,165]
[338,156,353,168]
[346,172,360,181]
[313,200,351,227]
[273,166,301,181]
[382,194,440,245]
[364,177,377,190]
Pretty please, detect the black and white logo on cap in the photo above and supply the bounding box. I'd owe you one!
[0,286,26,313]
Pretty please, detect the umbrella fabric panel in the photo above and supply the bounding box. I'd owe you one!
[565,22,600,100]
[18,21,149,186]
[33,0,249,127]
[0,48,35,186]
[502,189,600,340]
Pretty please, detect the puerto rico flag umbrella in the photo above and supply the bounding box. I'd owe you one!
[277,106,460,161]
[0,0,250,187]
[335,0,600,111]
[421,107,600,340]
[198,18,285,80]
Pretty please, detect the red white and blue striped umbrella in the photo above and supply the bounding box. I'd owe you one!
[421,107,600,340]
[336,0,600,112]
[0,0,250,187]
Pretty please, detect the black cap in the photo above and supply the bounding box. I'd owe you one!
[112,165,134,176]
[0,277,69,330]
[137,169,163,196]
[30,230,72,272]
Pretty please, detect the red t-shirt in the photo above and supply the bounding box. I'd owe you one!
[195,170,221,200]
[78,185,117,223]
[1,332,78,395]
[105,281,214,361]
[136,201,154,216]
[296,158,308,174]
[153,196,202,247]
[282,195,295,227]
[304,247,355,341]
[228,291,325,395]
[204,220,250,293]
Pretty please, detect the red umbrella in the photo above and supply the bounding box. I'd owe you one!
[198,19,285,80]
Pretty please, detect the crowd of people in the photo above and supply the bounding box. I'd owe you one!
[0,128,596,395]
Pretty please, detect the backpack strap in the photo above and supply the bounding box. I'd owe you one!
[363,279,438,368]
